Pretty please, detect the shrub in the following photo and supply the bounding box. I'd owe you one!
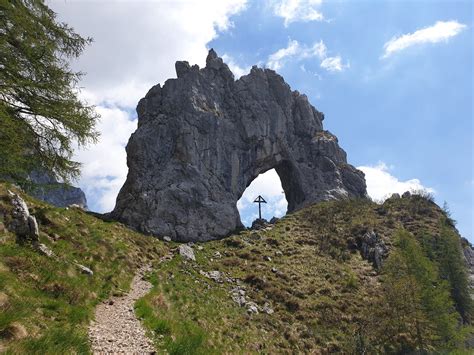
[410,189,435,203]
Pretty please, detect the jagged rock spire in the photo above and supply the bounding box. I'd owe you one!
[112,51,367,241]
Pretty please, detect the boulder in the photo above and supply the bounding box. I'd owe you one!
[112,49,367,242]
[179,244,196,261]
[262,302,274,315]
[230,286,247,307]
[246,301,259,314]
[8,190,39,244]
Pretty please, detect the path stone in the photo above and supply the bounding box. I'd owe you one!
[88,266,155,354]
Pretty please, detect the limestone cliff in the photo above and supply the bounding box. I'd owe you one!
[112,49,367,241]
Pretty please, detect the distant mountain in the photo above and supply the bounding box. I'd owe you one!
[27,171,87,209]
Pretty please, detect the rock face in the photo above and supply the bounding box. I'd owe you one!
[112,49,367,241]
[27,171,87,209]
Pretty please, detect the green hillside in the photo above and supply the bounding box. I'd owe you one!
[0,183,167,353]
[0,183,472,353]
[138,194,473,353]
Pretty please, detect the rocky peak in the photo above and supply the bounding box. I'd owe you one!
[175,60,191,78]
[112,50,367,241]
[204,48,234,80]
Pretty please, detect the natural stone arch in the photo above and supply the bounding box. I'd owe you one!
[112,50,367,242]
[237,168,288,224]
[237,160,304,217]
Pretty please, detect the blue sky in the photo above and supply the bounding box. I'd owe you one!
[217,1,473,239]
[50,0,472,241]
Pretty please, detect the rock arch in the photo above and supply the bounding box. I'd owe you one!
[112,50,367,241]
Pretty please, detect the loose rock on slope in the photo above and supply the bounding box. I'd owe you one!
[88,266,155,354]
[112,49,367,241]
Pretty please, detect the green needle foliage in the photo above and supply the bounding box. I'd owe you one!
[378,230,460,352]
[0,0,99,182]
[420,218,473,324]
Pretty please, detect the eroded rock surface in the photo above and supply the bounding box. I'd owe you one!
[112,49,367,241]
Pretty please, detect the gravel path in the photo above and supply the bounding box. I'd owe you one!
[89,266,155,354]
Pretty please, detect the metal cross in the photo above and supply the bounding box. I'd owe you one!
[253,195,267,220]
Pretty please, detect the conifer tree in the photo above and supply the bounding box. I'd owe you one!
[379,230,459,352]
[0,0,98,182]
[437,219,472,323]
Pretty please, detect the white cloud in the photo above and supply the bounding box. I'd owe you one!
[308,40,328,59]
[74,106,137,212]
[382,20,467,58]
[221,54,251,78]
[358,162,435,202]
[320,56,349,72]
[48,0,248,212]
[267,39,302,70]
[267,39,348,73]
[50,0,247,105]
[272,0,324,27]
[267,39,326,70]
[237,169,288,225]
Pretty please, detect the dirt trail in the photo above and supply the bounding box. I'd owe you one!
[88,266,155,354]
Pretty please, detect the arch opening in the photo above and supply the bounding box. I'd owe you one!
[236,168,288,227]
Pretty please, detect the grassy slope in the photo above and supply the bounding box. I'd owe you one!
[0,181,468,354]
[137,196,468,353]
[0,183,168,354]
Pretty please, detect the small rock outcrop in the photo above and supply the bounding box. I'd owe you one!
[251,218,270,230]
[27,171,87,209]
[7,190,55,257]
[359,230,388,270]
[112,49,367,241]
[8,190,39,244]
